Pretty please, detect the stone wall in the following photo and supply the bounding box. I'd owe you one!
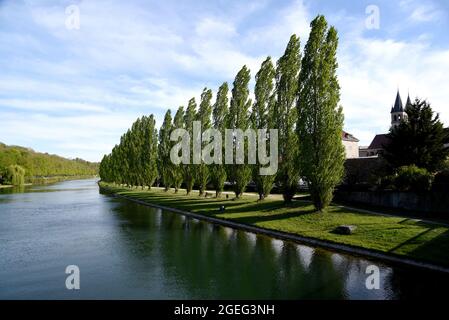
[335,190,449,217]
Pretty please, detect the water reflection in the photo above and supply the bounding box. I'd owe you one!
[110,201,401,299]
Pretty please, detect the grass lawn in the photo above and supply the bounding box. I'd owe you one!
[100,182,449,268]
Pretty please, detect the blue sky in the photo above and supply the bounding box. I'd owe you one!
[1,0,448,161]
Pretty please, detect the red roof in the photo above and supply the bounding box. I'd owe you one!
[368,134,390,150]
[342,131,359,142]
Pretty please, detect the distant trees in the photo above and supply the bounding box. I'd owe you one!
[383,99,449,173]
[1,164,25,185]
[99,115,159,188]
[0,143,98,180]
[100,15,348,212]
[297,16,345,211]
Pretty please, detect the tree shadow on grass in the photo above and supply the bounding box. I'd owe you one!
[405,228,449,267]
[228,208,318,225]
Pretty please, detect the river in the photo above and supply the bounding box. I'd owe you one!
[0,179,447,299]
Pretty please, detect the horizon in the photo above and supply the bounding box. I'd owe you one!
[1,0,449,162]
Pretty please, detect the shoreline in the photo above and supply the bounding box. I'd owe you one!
[100,184,449,274]
[0,176,97,189]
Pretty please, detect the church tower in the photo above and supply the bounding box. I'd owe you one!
[390,90,407,128]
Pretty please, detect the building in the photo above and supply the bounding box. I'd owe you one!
[359,90,410,157]
[390,90,409,128]
[342,131,360,159]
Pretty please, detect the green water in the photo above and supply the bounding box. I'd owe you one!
[0,179,447,299]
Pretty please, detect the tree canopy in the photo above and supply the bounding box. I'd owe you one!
[383,98,449,173]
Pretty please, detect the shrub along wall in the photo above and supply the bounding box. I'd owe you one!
[343,157,390,188]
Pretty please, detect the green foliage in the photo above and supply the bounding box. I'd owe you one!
[196,88,213,196]
[172,107,185,193]
[383,99,449,173]
[99,114,159,189]
[297,16,345,211]
[211,82,229,197]
[227,65,252,198]
[2,164,25,185]
[274,35,301,203]
[393,165,433,192]
[0,143,97,182]
[433,169,449,192]
[159,110,174,191]
[252,57,277,200]
[183,98,197,195]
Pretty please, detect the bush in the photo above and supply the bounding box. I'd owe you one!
[432,169,449,192]
[2,165,26,186]
[379,175,396,190]
[394,165,432,192]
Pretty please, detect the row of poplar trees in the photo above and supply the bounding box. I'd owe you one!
[100,16,345,211]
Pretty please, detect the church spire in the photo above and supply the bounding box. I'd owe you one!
[391,90,403,113]
[406,93,412,108]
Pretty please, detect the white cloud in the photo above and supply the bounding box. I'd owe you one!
[339,36,449,145]
[1,0,448,160]
[0,99,108,113]
[399,0,444,23]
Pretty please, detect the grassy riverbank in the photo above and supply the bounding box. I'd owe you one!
[100,182,449,268]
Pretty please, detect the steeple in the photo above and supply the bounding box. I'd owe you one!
[406,93,412,108]
[390,90,407,128]
[391,90,403,113]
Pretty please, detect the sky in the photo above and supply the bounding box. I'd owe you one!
[0,0,448,162]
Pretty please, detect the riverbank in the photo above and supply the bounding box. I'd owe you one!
[99,182,449,272]
[26,175,97,185]
[0,175,97,189]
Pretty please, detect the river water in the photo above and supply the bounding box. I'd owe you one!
[0,179,447,299]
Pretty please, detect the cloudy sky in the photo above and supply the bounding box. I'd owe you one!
[0,0,448,161]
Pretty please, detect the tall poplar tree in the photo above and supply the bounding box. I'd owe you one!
[227,65,252,198]
[252,57,277,200]
[159,110,174,191]
[141,115,158,189]
[172,107,185,192]
[211,82,229,197]
[196,88,213,196]
[297,15,345,211]
[183,98,197,195]
[274,34,301,203]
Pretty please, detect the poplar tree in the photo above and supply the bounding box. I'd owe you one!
[196,88,213,196]
[211,82,229,197]
[227,65,252,198]
[297,15,345,211]
[145,115,159,189]
[172,107,185,192]
[183,98,197,195]
[252,57,277,200]
[159,110,174,191]
[274,34,301,203]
